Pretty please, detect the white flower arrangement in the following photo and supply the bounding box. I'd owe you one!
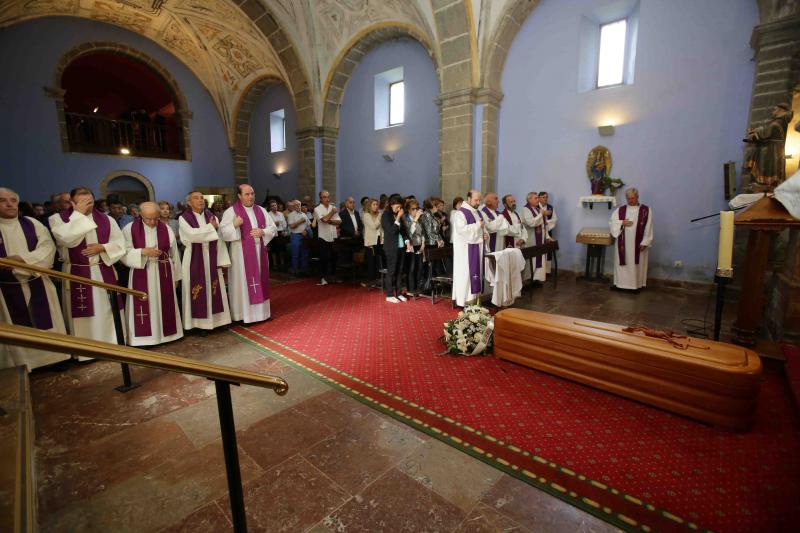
[442,304,494,356]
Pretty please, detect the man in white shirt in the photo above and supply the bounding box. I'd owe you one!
[0,187,69,371]
[268,200,287,235]
[286,200,310,275]
[313,190,341,285]
[220,185,277,323]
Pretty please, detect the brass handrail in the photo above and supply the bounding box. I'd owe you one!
[0,257,147,300]
[0,323,288,394]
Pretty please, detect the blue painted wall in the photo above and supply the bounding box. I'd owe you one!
[0,17,232,206]
[498,0,758,281]
[336,39,440,202]
[248,83,299,203]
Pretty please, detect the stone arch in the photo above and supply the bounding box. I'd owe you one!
[99,170,155,202]
[321,22,440,130]
[481,0,541,92]
[48,42,194,160]
[235,2,315,130]
[231,75,284,184]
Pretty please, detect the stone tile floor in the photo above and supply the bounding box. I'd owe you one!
[31,275,731,532]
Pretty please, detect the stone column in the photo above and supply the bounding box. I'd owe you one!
[476,88,503,193]
[295,127,339,202]
[743,14,800,191]
[437,89,475,202]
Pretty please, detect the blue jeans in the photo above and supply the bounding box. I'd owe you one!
[290,233,309,273]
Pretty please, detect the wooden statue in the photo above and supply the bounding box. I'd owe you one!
[743,102,794,191]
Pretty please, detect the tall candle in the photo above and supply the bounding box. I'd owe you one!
[717,211,734,270]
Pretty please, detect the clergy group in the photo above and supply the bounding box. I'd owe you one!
[1,183,653,372]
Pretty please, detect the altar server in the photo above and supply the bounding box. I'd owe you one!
[0,188,69,370]
[50,187,125,358]
[609,188,653,290]
[122,202,183,346]
[179,191,231,332]
[220,184,277,323]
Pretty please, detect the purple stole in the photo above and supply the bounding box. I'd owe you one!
[181,209,224,318]
[458,207,482,295]
[480,206,499,252]
[617,205,649,266]
[0,217,53,329]
[524,204,544,268]
[233,202,271,304]
[501,210,519,249]
[130,219,177,338]
[59,208,122,317]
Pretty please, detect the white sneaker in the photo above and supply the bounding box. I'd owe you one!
[317,278,328,286]
[386,296,400,303]
[397,295,407,302]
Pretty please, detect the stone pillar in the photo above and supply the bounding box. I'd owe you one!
[43,86,69,153]
[476,88,503,193]
[743,14,800,191]
[437,89,475,202]
[295,127,339,202]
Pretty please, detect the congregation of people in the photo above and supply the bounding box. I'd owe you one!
[0,183,651,372]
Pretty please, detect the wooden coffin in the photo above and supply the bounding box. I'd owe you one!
[493,309,762,431]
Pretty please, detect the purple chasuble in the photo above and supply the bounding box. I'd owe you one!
[458,207,482,295]
[233,202,271,304]
[524,204,544,268]
[59,208,122,317]
[181,209,224,319]
[130,219,177,338]
[617,205,649,266]
[480,206,499,252]
[0,217,53,329]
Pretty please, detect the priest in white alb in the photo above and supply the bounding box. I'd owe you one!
[0,187,69,370]
[220,184,277,323]
[452,189,487,307]
[609,188,653,290]
[122,202,183,346]
[50,187,126,359]
[479,192,509,254]
[179,191,231,332]
[499,194,527,250]
[520,192,547,282]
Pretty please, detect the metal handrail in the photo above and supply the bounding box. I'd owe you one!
[0,322,288,532]
[0,257,147,300]
[0,324,288,393]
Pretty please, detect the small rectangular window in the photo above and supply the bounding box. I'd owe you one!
[597,19,627,88]
[269,109,286,152]
[389,81,404,126]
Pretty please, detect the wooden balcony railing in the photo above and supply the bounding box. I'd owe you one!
[64,112,185,160]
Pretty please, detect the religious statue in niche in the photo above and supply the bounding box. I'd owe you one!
[743,102,794,191]
[586,145,624,195]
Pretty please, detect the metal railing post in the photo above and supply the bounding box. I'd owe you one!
[214,380,247,533]
[110,292,139,393]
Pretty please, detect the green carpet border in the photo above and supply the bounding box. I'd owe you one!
[230,327,707,533]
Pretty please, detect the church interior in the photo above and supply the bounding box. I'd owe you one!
[1,1,800,532]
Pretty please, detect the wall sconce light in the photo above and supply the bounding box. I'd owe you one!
[119,147,131,155]
[382,153,395,162]
[598,125,615,136]
[272,172,283,179]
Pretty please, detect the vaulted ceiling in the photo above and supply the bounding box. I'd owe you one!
[0,0,525,143]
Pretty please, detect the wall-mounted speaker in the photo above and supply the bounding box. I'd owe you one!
[723,161,736,200]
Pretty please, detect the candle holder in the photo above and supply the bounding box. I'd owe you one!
[713,268,734,341]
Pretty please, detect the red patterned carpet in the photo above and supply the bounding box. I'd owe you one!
[232,280,800,533]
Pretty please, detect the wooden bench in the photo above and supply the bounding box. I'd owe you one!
[493,309,762,431]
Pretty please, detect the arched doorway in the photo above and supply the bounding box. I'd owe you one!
[100,171,155,205]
